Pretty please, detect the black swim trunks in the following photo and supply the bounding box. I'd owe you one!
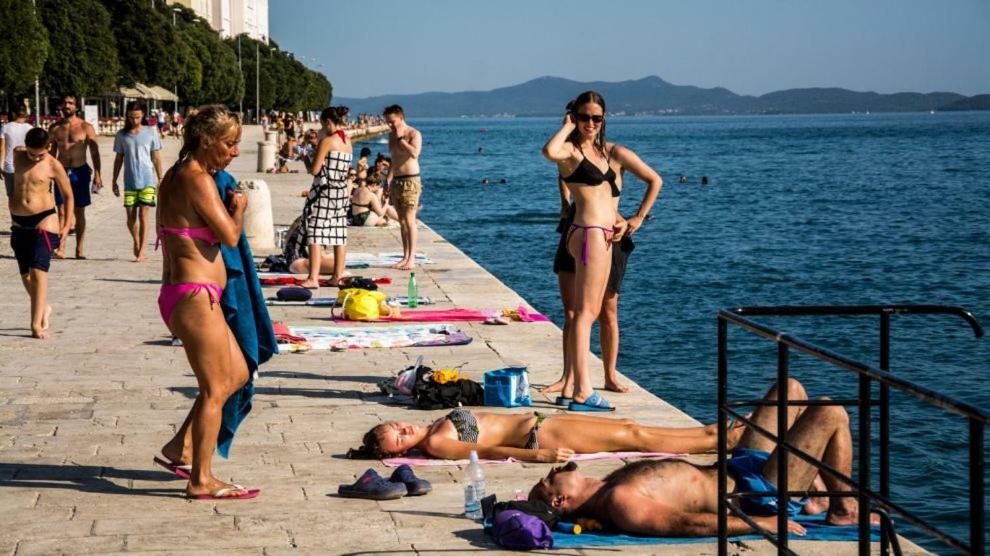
[10,227,60,275]
[552,205,635,294]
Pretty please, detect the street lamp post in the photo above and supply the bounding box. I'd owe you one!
[238,35,243,118]
[32,0,40,124]
[256,36,262,125]
[172,8,181,112]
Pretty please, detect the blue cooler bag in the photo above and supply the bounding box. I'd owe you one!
[484,367,532,407]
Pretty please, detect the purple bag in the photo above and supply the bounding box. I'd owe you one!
[491,510,554,550]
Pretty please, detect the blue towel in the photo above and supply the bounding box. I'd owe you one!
[214,170,279,458]
[552,514,879,548]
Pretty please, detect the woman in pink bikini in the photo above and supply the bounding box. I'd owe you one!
[542,91,660,412]
[154,105,259,500]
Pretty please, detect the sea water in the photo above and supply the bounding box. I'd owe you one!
[384,112,989,551]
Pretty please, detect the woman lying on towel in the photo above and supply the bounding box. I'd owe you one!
[350,409,744,463]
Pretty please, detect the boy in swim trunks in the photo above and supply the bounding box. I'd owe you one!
[530,378,875,537]
[8,128,73,339]
[384,105,422,270]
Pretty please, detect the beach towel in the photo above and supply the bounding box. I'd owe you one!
[286,323,472,351]
[334,305,550,323]
[383,451,680,467]
[257,274,391,287]
[215,170,278,458]
[551,514,880,548]
[266,295,434,307]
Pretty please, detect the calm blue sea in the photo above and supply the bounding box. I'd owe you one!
[379,112,988,552]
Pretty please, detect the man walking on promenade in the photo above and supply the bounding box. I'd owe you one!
[50,94,102,259]
[1,106,33,199]
[8,128,73,339]
[384,105,422,270]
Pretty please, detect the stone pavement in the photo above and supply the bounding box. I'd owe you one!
[0,125,922,555]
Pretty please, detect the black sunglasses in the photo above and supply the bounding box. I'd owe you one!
[574,112,604,124]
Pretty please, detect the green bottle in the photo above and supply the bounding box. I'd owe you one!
[407,272,418,308]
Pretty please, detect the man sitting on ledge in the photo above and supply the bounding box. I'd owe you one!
[529,378,879,537]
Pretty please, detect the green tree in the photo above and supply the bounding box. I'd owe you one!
[174,6,241,106]
[38,0,119,98]
[0,0,49,99]
[100,0,180,88]
[237,35,275,113]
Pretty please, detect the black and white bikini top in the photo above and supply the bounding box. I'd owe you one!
[560,146,619,198]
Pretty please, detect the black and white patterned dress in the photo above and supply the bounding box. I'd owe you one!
[303,150,353,246]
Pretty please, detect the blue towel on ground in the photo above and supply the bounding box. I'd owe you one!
[551,514,879,548]
[214,170,278,458]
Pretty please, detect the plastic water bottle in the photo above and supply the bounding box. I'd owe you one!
[407,272,419,308]
[464,450,486,520]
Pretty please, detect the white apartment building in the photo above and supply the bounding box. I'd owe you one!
[167,0,268,43]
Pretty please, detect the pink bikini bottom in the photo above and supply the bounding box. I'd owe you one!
[158,283,223,328]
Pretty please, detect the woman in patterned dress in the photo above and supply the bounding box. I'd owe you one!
[299,106,353,288]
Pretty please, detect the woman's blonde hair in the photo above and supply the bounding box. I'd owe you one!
[176,104,240,163]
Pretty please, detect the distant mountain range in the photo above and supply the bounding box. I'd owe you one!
[337,76,988,117]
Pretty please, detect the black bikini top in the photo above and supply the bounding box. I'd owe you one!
[561,146,619,198]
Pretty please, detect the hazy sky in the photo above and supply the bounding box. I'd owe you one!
[270,0,990,99]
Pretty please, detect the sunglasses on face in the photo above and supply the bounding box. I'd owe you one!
[574,112,604,124]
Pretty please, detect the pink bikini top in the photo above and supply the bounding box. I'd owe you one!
[155,225,220,251]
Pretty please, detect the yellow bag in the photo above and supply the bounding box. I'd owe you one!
[431,368,461,384]
[336,288,387,320]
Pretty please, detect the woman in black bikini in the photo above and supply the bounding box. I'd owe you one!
[352,409,743,463]
[542,91,661,411]
[544,98,663,403]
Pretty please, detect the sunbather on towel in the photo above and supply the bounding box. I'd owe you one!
[528,378,879,537]
[351,409,744,463]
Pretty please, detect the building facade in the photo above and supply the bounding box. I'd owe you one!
[167,0,268,42]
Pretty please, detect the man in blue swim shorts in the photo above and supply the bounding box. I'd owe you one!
[530,378,878,537]
[50,94,102,259]
[112,101,163,262]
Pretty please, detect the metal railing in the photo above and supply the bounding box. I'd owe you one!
[715,305,987,555]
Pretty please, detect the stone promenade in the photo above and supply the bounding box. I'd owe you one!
[0,125,920,555]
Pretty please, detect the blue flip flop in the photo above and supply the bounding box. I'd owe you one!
[569,392,615,412]
[338,469,408,500]
[554,396,572,406]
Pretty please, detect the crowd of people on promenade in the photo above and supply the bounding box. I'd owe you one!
[2,91,872,537]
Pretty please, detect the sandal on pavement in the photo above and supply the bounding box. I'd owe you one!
[389,464,431,496]
[338,469,407,500]
[188,484,260,500]
[569,392,615,412]
[153,455,191,479]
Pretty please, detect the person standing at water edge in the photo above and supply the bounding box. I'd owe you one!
[154,105,259,500]
[1,106,33,199]
[545,124,662,398]
[298,106,353,288]
[543,91,625,412]
[384,104,423,270]
[8,128,73,339]
[49,94,103,259]
[112,101,163,262]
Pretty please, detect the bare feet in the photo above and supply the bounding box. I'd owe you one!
[394,261,415,271]
[603,376,629,393]
[298,279,320,290]
[390,259,409,269]
[133,252,146,263]
[826,508,881,526]
[75,252,86,260]
[31,325,49,340]
[42,305,52,330]
[54,249,67,259]
[540,379,566,396]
